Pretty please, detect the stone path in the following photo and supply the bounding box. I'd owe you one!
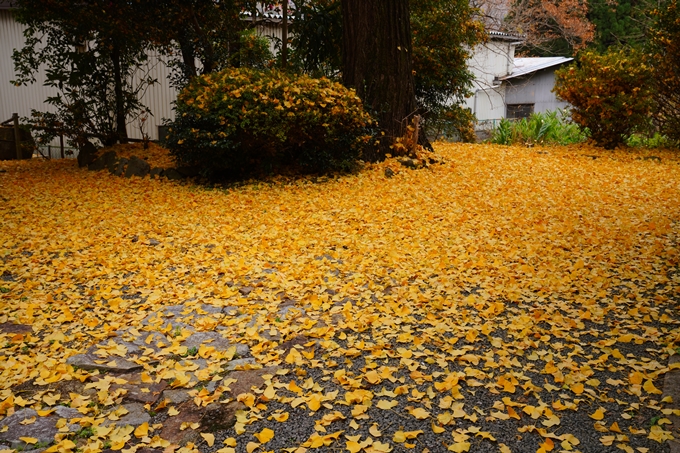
[0,300,313,452]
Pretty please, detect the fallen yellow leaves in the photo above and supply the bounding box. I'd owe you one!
[1,143,679,453]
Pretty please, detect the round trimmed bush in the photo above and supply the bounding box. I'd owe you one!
[165,68,375,178]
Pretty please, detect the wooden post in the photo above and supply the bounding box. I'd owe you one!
[60,134,64,159]
[12,113,21,160]
[281,0,288,70]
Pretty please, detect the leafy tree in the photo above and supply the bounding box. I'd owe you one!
[12,0,157,147]
[291,0,483,147]
[341,0,424,159]
[588,0,648,52]
[410,0,485,142]
[477,0,594,56]
[649,0,680,144]
[554,47,655,149]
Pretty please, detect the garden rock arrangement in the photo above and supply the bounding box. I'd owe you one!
[0,300,314,451]
[85,149,188,180]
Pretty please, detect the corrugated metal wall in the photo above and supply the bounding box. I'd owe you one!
[505,70,570,114]
[1,10,177,147]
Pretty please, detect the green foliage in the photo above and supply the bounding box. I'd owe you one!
[165,68,375,178]
[231,29,274,70]
[288,0,483,141]
[554,48,655,149]
[649,0,680,145]
[626,133,676,149]
[290,0,343,78]
[588,0,648,51]
[410,0,485,142]
[12,0,157,147]
[490,110,588,146]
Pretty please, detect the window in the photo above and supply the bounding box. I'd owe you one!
[507,104,534,119]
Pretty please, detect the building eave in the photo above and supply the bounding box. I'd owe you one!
[499,57,573,80]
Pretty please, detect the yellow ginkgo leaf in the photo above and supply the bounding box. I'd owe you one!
[201,433,215,447]
[253,427,274,444]
[376,400,398,410]
[134,422,149,438]
[409,407,430,419]
[590,408,605,421]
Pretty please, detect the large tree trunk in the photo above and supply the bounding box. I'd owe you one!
[341,0,429,160]
[111,43,129,144]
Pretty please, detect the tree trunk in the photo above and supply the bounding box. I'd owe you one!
[341,0,430,160]
[111,43,128,144]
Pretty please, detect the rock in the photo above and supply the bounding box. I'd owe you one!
[278,305,306,320]
[150,167,164,178]
[104,372,167,405]
[182,332,249,357]
[164,168,183,181]
[201,401,245,431]
[77,140,98,168]
[224,367,278,398]
[222,306,239,316]
[278,335,311,355]
[0,323,32,334]
[0,407,81,449]
[176,166,200,178]
[111,158,129,177]
[159,401,203,446]
[397,157,422,169]
[88,150,117,171]
[66,353,142,373]
[223,358,257,372]
[163,389,192,405]
[104,403,150,428]
[384,167,395,178]
[124,156,151,178]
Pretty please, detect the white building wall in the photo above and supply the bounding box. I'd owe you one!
[464,39,517,127]
[504,70,570,114]
[1,9,178,147]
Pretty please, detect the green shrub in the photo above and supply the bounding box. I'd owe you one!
[490,110,588,146]
[554,48,655,149]
[164,68,375,178]
[650,0,680,146]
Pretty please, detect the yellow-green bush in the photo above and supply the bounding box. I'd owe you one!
[554,48,655,149]
[165,68,375,178]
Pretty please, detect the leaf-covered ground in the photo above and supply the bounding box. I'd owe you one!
[1,143,680,453]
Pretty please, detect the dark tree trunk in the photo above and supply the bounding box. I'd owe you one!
[178,34,198,78]
[341,0,430,160]
[111,43,128,144]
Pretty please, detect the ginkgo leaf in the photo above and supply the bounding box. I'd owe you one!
[409,407,430,419]
[201,433,215,447]
[590,408,605,420]
[376,400,398,410]
[253,428,274,444]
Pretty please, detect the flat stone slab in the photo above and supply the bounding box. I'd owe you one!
[163,389,191,405]
[0,407,81,449]
[66,353,142,373]
[103,403,150,428]
[224,366,279,398]
[0,323,32,335]
[95,372,167,405]
[182,332,249,357]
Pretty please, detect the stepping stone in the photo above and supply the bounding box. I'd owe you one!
[163,389,192,405]
[0,323,32,335]
[0,407,81,449]
[103,403,150,428]
[158,401,203,446]
[223,358,257,373]
[182,332,250,357]
[66,353,142,373]
[223,367,279,398]
[99,372,167,405]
